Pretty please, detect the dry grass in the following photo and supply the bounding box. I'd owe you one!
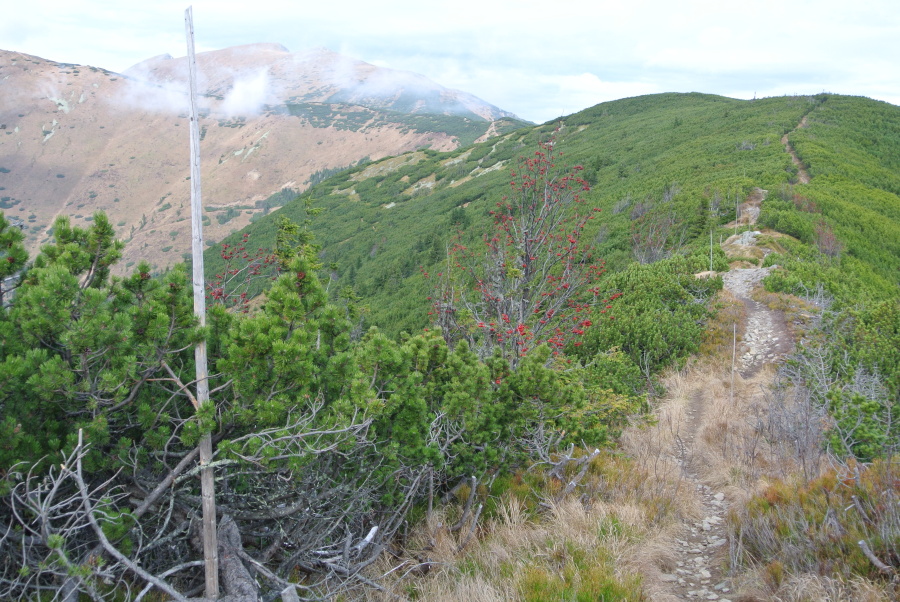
[361,410,702,601]
[775,574,894,602]
[692,287,825,486]
[754,233,791,255]
[674,358,829,493]
[700,289,747,358]
[636,368,752,494]
[749,287,808,312]
[730,259,760,269]
[360,353,895,601]
[722,243,768,265]
[366,493,651,601]
[730,569,895,602]
[620,319,887,600]
[721,230,794,267]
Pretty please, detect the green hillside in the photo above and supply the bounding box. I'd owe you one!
[208,90,900,459]
[198,92,900,597]
[207,92,820,334]
[762,95,900,301]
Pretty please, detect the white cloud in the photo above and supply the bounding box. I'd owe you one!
[4,0,899,122]
[219,69,272,116]
[554,73,659,106]
[113,58,191,114]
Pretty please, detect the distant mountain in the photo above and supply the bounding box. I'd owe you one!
[125,44,520,121]
[0,44,528,271]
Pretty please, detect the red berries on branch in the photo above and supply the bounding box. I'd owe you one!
[434,134,606,366]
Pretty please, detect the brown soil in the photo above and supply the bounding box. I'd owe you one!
[0,47,499,274]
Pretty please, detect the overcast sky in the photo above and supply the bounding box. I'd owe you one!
[3,1,898,123]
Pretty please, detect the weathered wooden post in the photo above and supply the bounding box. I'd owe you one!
[185,6,219,598]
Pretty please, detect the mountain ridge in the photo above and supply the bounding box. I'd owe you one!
[123,43,521,121]
[0,45,527,271]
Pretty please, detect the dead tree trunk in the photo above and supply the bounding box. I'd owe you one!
[185,6,219,598]
[216,516,259,602]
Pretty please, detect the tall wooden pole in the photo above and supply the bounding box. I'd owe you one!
[185,6,219,599]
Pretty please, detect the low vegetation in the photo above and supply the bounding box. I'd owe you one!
[1,92,898,599]
[208,92,819,337]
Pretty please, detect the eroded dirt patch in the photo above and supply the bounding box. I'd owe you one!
[725,187,767,229]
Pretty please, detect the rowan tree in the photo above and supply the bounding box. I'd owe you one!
[435,135,606,366]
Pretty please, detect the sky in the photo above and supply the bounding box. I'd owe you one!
[3,1,899,124]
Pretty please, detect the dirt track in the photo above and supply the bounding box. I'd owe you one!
[723,268,793,378]
[635,187,796,601]
[782,115,811,184]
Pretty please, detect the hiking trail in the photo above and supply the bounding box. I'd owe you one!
[631,187,797,601]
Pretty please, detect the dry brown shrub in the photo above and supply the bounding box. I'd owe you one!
[701,289,747,358]
[773,573,894,602]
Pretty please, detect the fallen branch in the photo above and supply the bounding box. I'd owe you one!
[456,503,483,552]
[448,476,477,532]
[133,446,200,518]
[70,430,189,602]
[858,539,895,575]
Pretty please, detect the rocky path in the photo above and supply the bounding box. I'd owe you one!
[727,187,767,228]
[654,365,741,602]
[723,267,793,378]
[661,413,734,601]
[645,190,795,601]
[656,263,791,600]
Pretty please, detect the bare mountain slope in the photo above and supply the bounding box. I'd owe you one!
[0,45,524,270]
[125,43,518,121]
